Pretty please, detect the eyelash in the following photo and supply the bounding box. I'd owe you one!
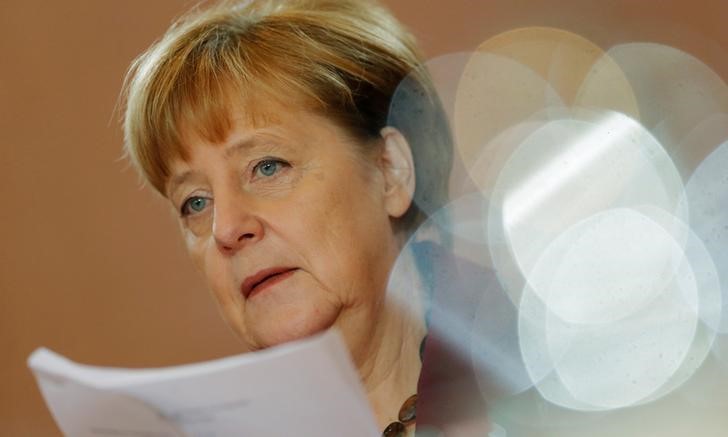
[179,158,291,217]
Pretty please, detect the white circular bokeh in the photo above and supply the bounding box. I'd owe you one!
[684,141,728,333]
[518,208,711,411]
[488,111,687,306]
[598,43,728,178]
[454,51,565,183]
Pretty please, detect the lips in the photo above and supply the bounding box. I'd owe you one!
[241,267,298,299]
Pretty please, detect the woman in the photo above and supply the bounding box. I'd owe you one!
[122,0,483,435]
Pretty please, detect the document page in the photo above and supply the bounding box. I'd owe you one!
[28,329,378,437]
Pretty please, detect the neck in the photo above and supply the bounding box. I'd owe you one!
[358,246,428,431]
[363,305,424,430]
[333,242,428,432]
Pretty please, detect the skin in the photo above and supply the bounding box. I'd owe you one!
[165,99,426,430]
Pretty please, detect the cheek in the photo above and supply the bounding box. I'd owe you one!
[185,233,236,308]
[310,180,392,296]
[204,253,236,304]
[199,245,250,339]
[183,231,208,274]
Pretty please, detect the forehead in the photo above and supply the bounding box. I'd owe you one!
[179,96,340,156]
[177,85,370,157]
[177,91,285,147]
[166,99,367,194]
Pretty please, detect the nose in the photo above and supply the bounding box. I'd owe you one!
[212,191,264,255]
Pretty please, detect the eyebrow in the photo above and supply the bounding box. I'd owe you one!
[223,135,259,159]
[166,170,193,199]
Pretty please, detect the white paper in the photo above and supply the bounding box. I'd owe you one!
[28,329,379,437]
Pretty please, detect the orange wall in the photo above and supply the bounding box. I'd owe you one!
[1,0,726,435]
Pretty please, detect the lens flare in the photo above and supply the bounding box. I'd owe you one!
[598,43,728,178]
[628,206,721,405]
[684,141,728,333]
[454,51,564,183]
[390,29,728,433]
[474,27,610,105]
[713,335,728,372]
[520,208,700,411]
[488,111,686,306]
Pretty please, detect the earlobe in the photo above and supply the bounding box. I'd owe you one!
[379,127,415,218]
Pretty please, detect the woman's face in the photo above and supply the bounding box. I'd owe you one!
[166,100,409,354]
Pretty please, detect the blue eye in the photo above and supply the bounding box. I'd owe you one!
[255,159,284,177]
[181,196,209,216]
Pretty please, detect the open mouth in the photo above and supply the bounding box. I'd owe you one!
[242,268,298,299]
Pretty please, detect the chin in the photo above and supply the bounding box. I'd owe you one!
[242,302,341,349]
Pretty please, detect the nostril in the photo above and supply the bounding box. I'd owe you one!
[239,232,256,241]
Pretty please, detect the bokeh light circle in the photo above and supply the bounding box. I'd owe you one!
[519,208,702,411]
[597,43,728,178]
[454,51,565,184]
[684,141,728,333]
[487,110,687,306]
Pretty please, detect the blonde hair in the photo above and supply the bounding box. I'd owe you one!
[122,0,452,230]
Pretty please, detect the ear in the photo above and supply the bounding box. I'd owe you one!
[378,127,415,218]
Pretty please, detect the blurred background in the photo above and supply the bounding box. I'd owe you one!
[2,0,727,435]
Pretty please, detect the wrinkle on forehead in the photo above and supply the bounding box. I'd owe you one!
[173,87,306,163]
[179,90,271,145]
